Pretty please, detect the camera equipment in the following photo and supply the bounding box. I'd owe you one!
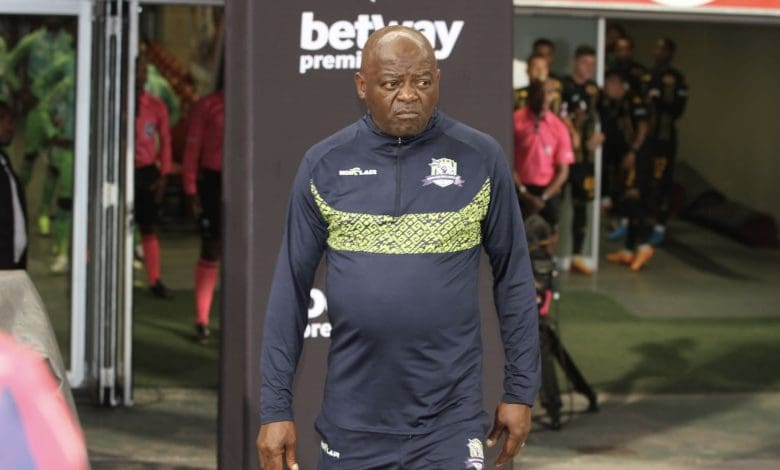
[524,214,598,430]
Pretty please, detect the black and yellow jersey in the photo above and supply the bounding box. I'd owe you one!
[561,76,601,163]
[647,65,688,142]
[514,76,563,114]
[261,111,541,435]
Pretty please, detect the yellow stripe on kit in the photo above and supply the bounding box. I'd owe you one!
[311,178,491,254]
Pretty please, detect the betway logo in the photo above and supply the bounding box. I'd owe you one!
[299,12,464,74]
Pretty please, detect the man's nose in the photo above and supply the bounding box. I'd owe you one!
[397,81,419,102]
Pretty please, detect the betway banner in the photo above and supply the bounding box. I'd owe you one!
[514,0,780,16]
[223,1,515,469]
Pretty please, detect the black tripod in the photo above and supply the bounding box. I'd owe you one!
[538,317,599,429]
[524,214,598,430]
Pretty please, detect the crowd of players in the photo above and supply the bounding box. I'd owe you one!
[513,26,688,273]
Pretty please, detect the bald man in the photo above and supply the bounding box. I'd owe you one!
[258,26,540,470]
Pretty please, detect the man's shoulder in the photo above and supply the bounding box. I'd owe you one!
[303,120,361,164]
[440,113,504,158]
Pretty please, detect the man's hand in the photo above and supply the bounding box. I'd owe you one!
[527,194,546,214]
[151,175,167,204]
[257,421,298,470]
[587,132,605,152]
[486,402,532,468]
[621,151,636,171]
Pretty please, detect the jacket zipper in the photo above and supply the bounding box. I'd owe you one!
[394,137,402,216]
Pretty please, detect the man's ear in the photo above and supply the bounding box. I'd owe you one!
[355,72,367,100]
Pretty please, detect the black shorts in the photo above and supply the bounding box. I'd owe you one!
[135,165,160,229]
[198,170,222,241]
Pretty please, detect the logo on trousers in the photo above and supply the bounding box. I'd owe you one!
[465,438,484,469]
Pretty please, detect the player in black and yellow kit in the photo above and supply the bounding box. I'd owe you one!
[514,53,563,115]
[600,70,655,271]
[645,38,688,245]
[613,36,651,97]
[560,45,604,275]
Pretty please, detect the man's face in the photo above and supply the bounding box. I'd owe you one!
[355,33,440,138]
[604,76,626,100]
[654,40,673,65]
[0,109,14,146]
[534,44,555,69]
[527,57,549,82]
[615,39,633,63]
[573,54,596,81]
[543,80,556,110]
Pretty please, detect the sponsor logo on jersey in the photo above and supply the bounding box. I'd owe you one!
[422,157,464,188]
[465,438,484,470]
[305,288,331,340]
[339,167,378,176]
[299,12,464,74]
[145,122,155,137]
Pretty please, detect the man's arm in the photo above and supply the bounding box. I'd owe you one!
[182,99,205,197]
[482,141,541,465]
[542,163,569,201]
[258,156,327,469]
[156,102,172,176]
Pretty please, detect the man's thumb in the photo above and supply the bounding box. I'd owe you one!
[486,420,504,448]
[285,441,298,470]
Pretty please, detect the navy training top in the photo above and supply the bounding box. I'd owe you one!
[260,111,540,434]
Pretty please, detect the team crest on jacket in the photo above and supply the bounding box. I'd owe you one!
[422,157,464,188]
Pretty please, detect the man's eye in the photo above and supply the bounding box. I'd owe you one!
[418,80,431,88]
[383,81,399,90]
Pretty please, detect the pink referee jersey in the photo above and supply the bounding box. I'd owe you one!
[182,90,224,196]
[135,91,172,175]
[513,107,574,187]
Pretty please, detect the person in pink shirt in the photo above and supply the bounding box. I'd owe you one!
[135,52,172,299]
[182,75,224,343]
[514,78,573,239]
[0,332,87,470]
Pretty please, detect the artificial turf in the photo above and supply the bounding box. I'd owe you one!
[130,287,780,394]
[553,290,780,394]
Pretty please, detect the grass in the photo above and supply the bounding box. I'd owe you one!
[133,287,220,388]
[129,286,780,394]
[553,290,780,394]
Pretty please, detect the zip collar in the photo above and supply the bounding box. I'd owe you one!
[361,110,443,148]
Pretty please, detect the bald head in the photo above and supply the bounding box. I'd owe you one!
[355,26,440,138]
[360,26,437,75]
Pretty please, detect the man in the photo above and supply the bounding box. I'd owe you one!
[600,70,654,271]
[182,76,224,343]
[532,38,557,79]
[8,18,74,236]
[36,53,75,273]
[514,79,573,240]
[613,36,651,97]
[0,102,27,270]
[514,53,563,115]
[258,26,540,470]
[645,38,688,245]
[135,51,173,298]
[560,45,605,275]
